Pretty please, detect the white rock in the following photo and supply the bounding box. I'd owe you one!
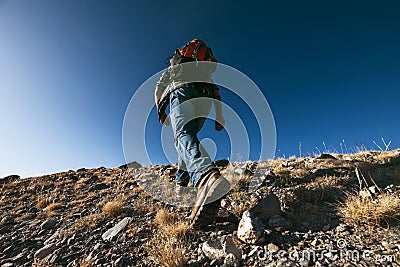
[202,240,225,260]
[102,217,132,241]
[237,211,265,245]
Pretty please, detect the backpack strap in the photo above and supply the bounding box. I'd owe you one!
[192,40,204,60]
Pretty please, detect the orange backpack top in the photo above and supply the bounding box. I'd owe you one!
[175,39,217,64]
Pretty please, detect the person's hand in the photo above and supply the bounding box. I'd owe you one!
[215,115,225,131]
[159,112,170,126]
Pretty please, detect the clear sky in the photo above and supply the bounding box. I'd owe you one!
[1,0,399,178]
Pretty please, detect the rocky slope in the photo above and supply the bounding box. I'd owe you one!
[1,150,400,267]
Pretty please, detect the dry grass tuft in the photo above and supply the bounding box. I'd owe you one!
[146,207,190,266]
[229,191,255,218]
[375,151,400,163]
[293,185,333,204]
[162,221,190,237]
[102,200,123,217]
[77,257,93,267]
[67,213,107,234]
[36,197,51,209]
[338,192,400,227]
[45,202,62,211]
[272,165,290,178]
[291,168,309,179]
[134,192,156,214]
[16,193,32,202]
[270,158,286,169]
[154,208,189,236]
[145,231,187,267]
[14,213,36,222]
[155,208,178,226]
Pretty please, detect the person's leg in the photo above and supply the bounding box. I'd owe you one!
[170,87,230,229]
[170,88,217,186]
[175,154,189,186]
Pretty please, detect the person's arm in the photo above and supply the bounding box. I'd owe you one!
[154,89,163,109]
[155,68,171,125]
[213,88,224,131]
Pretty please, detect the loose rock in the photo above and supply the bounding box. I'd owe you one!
[250,194,282,224]
[34,243,57,260]
[102,217,132,241]
[237,211,265,245]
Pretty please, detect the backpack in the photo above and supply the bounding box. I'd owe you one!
[172,39,217,64]
[169,39,217,83]
[157,40,217,119]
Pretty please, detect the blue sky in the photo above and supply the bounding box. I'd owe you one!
[1,0,399,178]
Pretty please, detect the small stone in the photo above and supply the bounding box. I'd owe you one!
[299,259,309,267]
[268,215,293,231]
[267,243,279,253]
[187,260,200,267]
[114,256,124,267]
[214,159,230,168]
[44,230,60,245]
[119,161,142,169]
[317,154,337,159]
[1,216,14,224]
[322,225,330,231]
[223,253,240,267]
[221,199,228,208]
[310,239,319,247]
[41,219,56,230]
[237,211,265,245]
[91,183,108,191]
[221,235,242,259]
[202,240,224,260]
[234,168,244,175]
[102,217,133,241]
[250,194,282,224]
[34,243,57,260]
[248,246,259,257]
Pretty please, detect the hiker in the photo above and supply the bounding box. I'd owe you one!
[154,39,231,228]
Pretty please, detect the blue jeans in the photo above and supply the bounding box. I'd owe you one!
[169,87,218,187]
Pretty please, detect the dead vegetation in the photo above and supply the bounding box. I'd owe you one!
[36,197,52,209]
[290,168,309,179]
[338,167,400,227]
[145,207,190,267]
[229,191,255,218]
[338,191,400,227]
[102,200,124,217]
[66,213,108,235]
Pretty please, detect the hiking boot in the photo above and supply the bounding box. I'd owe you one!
[189,170,231,229]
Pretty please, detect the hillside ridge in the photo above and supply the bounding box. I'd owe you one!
[1,150,400,266]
